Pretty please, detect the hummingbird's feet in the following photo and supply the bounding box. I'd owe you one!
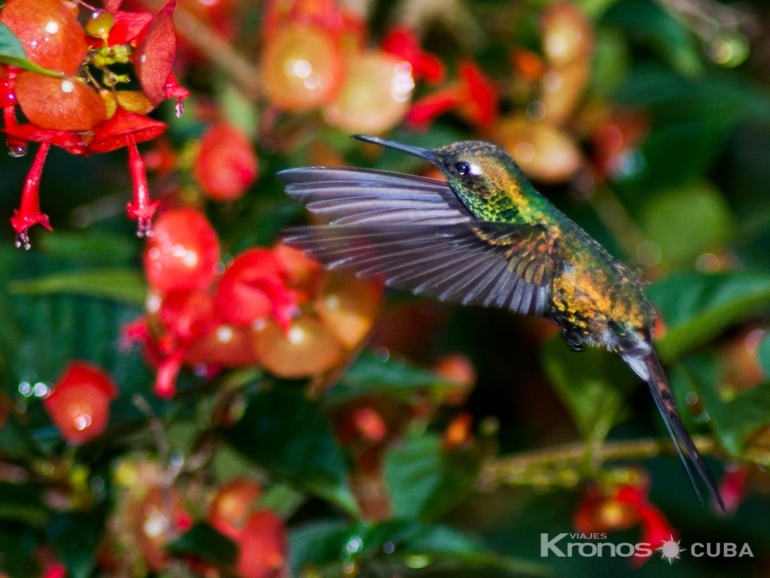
[562,328,588,352]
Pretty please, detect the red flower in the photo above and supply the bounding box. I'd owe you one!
[382,27,445,84]
[574,474,677,566]
[717,464,750,515]
[214,249,299,332]
[10,143,52,250]
[407,59,498,130]
[90,108,168,237]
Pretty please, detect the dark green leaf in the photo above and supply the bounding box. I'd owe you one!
[0,483,49,527]
[290,519,548,577]
[648,272,770,362]
[672,356,770,456]
[0,523,40,578]
[384,434,481,522]
[167,521,238,566]
[9,269,146,307]
[541,337,633,441]
[219,385,357,513]
[602,0,701,75]
[37,230,139,266]
[326,352,460,404]
[47,509,106,578]
[759,333,770,378]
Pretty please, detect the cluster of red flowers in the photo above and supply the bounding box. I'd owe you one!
[125,206,382,398]
[0,0,188,248]
[258,0,490,135]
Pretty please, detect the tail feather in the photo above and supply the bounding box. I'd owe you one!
[624,351,724,512]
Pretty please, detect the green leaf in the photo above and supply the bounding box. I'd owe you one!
[641,180,733,264]
[37,230,139,266]
[759,333,770,378]
[47,509,106,578]
[0,23,65,77]
[672,355,770,456]
[0,523,40,578]
[167,522,238,566]
[9,269,147,307]
[0,483,49,527]
[219,385,357,513]
[541,337,632,442]
[384,434,481,522]
[326,352,460,404]
[290,519,549,577]
[648,272,770,362]
[602,0,701,76]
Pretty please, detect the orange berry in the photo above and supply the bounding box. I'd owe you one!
[261,25,344,111]
[323,51,414,134]
[253,317,343,378]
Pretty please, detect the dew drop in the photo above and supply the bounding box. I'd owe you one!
[14,232,31,250]
[8,144,27,158]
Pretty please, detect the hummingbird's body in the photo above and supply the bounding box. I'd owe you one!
[278,136,723,510]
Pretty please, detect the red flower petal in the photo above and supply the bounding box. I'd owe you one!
[406,89,463,129]
[4,123,87,155]
[108,11,153,46]
[382,27,445,84]
[135,0,178,107]
[458,59,498,128]
[89,108,167,153]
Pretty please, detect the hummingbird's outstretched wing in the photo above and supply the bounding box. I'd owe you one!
[279,167,473,225]
[622,348,725,511]
[279,167,557,316]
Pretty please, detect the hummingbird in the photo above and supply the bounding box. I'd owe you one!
[278,135,724,510]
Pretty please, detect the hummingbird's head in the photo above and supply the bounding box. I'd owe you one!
[353,136,529,213]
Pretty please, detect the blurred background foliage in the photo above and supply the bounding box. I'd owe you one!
[2,0,770,576]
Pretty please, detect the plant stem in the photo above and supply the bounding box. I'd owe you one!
[477,435,732,490]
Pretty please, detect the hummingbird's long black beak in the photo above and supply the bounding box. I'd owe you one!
[354,135,438,163]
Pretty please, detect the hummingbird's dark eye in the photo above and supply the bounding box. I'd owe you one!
[453,161,471,176]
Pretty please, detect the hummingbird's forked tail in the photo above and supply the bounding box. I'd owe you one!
[622,350,725,512]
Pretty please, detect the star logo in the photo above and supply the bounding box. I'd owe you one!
[657,535,685,564]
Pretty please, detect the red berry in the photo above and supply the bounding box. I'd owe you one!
[193,123,258,201]
[42,361,118,444]
[261,24,344,112]
[0,0,87,75]
[235,510,288,578]
[143,208,220,293]
[214,249,297,329]
[15,72,107,131]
